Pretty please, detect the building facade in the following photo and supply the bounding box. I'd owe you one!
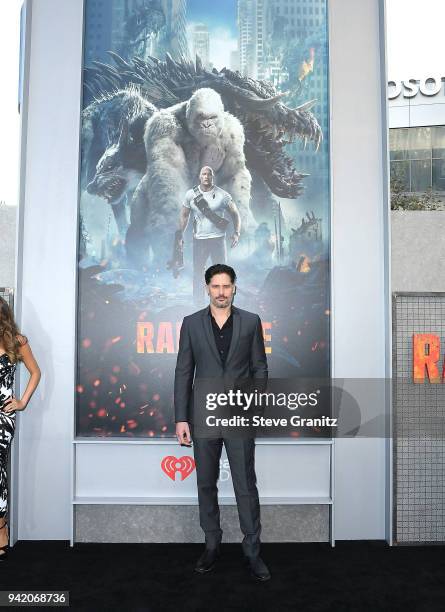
[388,76,445,199]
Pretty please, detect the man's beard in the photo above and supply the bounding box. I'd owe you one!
[211,295,233,308]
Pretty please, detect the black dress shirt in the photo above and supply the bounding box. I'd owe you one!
[209,309,233,365]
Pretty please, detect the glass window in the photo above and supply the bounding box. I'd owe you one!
[389,128,409,161]
[411,160,431,192]
[391,160,410,190]
[408,127,431,160]
[432,126,445,158]
[432,159,445,191]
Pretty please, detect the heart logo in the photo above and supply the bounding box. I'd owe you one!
[161,455,196,481]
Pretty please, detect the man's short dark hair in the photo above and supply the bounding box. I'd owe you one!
[205,264,237,285]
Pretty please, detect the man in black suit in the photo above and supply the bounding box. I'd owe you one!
[174,264,271,581]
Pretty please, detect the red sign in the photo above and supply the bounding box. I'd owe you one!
[413,334,443,383]
[161,455,196,481]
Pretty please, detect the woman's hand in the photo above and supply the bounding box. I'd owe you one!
[2,396,26,415]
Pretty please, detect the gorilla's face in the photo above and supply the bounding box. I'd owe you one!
[186,89,224,144]
[192,110,223,143]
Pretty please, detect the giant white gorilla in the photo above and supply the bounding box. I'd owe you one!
[126,88,255,269]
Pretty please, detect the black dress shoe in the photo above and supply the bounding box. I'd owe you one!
[195,547,220,573]
[246,556,271,581]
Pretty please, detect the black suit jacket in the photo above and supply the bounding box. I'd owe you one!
[174,305,268,423]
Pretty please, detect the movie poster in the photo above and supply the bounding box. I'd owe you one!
[76,0,330,437]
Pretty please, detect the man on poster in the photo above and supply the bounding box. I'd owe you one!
[169,166,241,304]
[174,263,271,581]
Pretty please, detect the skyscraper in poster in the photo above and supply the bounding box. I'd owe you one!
[192,23,210,68]
[237,0,265,79]
[261,0,329,197]
[156,0,189,59]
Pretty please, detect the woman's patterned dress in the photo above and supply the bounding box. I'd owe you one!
[0,353,17,519]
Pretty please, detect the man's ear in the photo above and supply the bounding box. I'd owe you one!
[233,286,237,295]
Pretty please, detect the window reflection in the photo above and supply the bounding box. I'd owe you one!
[391,160,410,190]
[389,129,409,161]
[390,126,445,192]
[432,159,445,191]
[408,127,431,160]
[432,127,445,158]
[411,160,431,191]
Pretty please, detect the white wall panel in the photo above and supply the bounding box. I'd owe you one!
[330,0,390,539]
[17,0,83,539]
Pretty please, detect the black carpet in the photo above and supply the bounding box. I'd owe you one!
[1,541,445,611]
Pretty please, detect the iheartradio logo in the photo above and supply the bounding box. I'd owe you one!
[161,455,196,481]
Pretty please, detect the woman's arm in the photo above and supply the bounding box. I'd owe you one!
[2,336,41,414]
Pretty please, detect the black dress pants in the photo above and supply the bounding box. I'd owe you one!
[192,433,261,558]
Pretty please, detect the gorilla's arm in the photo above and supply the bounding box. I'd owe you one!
[126,110,190,267]
[143,110,190,229]
[217,113,256,232]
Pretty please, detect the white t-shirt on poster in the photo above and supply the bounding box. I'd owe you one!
[183,185,231,239]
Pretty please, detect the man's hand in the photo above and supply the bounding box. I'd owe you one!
[176,421,192,446]
[167,230,185,278]
[231,232,240,248]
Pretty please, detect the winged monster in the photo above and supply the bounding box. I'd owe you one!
[81,53,323,269]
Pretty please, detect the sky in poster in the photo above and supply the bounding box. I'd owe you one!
[186,0,237,69]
